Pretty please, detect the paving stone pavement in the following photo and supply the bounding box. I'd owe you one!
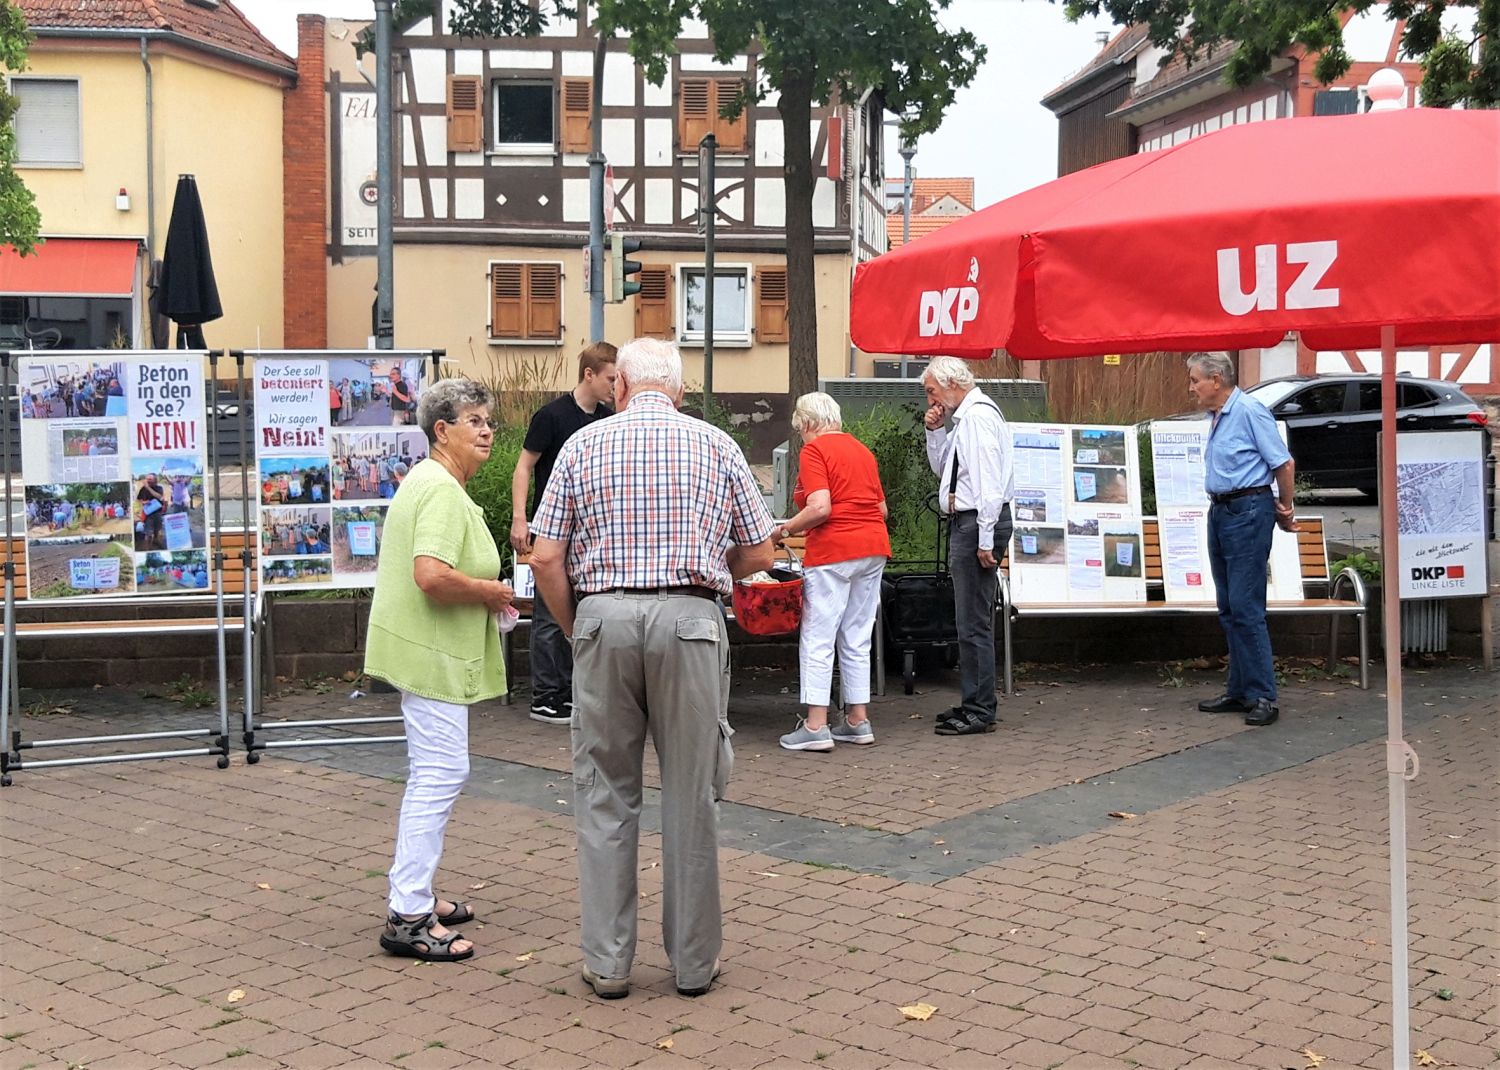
[0,657,1495,1070]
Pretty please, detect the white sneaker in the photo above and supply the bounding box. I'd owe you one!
[779,720,834,752]
[829,718,875,745]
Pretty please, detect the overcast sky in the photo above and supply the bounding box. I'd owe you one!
[235,0,1118,207]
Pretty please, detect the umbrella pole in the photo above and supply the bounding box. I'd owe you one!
[1378,324,1415,1070]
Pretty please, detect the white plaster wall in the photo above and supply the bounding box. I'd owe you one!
[603,54,637,106]
[645,178,673,225]
[755,181,785,229]
[682,54,746,72]
[454,178,485,220]
[643,118,673,166]
[562,177,589,223]
[602,118,636,167]
[452,50,483,76]
[561,51,591,76]
[755,119,783,166]
[407,49,446,104]
[488,49,552,70]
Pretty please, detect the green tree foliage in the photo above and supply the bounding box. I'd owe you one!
[0,0,42,255]
[1065,0,1497,108]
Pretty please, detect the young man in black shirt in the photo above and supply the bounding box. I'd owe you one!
[510,342,618,724]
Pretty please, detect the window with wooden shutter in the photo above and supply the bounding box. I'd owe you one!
[527,264,563,339]
[756,267,788,343]
[679,79,713,150]
[447,75,484,152]
[635,266,673,339]
[490,264,525,338]
[560,78,592,153]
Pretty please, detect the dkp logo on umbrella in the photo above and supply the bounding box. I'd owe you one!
[917,257,982,337]
[1216,239,1341,315]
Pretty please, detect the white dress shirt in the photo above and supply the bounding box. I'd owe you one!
[925,388,1014,551]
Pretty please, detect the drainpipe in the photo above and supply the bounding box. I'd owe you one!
[139,38,156,259]
[847,87,873,376]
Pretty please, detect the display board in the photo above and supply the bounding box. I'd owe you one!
[1395,430,1488,600]
[1148,419,1304,604]
[1009,423,1146,603]
[252,352,428,591]
[17,352,211,600]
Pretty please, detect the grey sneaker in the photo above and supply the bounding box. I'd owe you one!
[829,718,875,745]
[779,721,834,752]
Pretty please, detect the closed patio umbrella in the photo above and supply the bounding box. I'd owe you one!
[156,174,223,349]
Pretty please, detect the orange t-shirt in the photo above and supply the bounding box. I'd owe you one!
[793,433,891,567]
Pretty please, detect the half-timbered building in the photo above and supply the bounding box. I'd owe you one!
[285,6,890,413]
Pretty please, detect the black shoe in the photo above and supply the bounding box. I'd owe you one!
[1243,699,1279,726]
[676,960,720,997]
[529,702,570,725]
[1198,694,1248,714]
[934,705,964,723]
[935,711,995,736]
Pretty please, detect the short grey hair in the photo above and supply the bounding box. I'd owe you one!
[923,355,976,391]
[617,337,683,394]
[416,377,494,444]
[1185,351,1236,386]
[791,392,842,436]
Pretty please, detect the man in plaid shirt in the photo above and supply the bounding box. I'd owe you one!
[530,337,775,1001]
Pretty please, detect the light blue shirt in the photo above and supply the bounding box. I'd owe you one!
[1204,387,1291,496]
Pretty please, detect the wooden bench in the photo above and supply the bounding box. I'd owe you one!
[998,515,1369,693]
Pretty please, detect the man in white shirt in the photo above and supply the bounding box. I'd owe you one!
[921,356,1014,736]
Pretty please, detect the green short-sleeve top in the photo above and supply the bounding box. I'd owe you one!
[363,459,506,704]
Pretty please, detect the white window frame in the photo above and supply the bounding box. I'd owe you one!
[485,258,566,346]
[10,76,82,168]
[491,79,555,156]
[676,263,753,348]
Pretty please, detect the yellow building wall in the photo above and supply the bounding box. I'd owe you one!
[328,259,377,349]
[395,245,855,393]
[8,44,285,349]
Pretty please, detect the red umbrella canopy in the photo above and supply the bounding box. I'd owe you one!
[851,108,1500,360]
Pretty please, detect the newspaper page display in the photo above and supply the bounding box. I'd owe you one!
[1009,423,1145,603]
[253,354,427,591]
[1395,430,1488,599]
[18,352,211,600]
[1148,420,1304,603]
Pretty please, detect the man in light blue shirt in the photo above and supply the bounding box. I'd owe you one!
[1188,352,1298,727]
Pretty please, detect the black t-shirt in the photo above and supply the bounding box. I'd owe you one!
[523,392,612,510]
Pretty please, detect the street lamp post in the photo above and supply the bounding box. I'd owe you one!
[898,138,917,377]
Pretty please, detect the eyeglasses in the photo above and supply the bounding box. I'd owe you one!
[448,414,497,432]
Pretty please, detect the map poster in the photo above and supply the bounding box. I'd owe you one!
[252,352,428,591]
[18,352,211,600]
[1396,430,1488,599]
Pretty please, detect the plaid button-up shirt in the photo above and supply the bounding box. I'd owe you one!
[531,390,775,595]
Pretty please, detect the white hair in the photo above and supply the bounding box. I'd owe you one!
[923,355,976,391]
[791,391,842,435]
[1185,351,1236,386]
[617,337,684,394]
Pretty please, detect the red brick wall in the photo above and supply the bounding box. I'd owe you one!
[283,16,327,348]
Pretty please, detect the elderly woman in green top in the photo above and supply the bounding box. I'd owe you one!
[366,377,512,963]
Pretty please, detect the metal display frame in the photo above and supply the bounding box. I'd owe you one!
[0,348,242,784]
[239,349,442,760]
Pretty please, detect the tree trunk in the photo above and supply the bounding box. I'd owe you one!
[778,70,817,479]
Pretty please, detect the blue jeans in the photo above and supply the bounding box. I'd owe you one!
[947,506,1013,724]
[1207,492,1277,702]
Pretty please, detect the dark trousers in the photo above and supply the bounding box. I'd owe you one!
[947,505,1013,724]
[530,588,573,707]
[1208,492,1277,702]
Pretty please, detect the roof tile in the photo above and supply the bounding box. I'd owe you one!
[18,0,293,72]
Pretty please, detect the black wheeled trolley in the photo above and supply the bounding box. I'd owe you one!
[880,493,960,694]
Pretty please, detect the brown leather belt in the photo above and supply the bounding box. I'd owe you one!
[601,586,722,601]
[1209,485,1271,505]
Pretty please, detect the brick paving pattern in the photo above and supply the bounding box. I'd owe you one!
[1,659,1495,1069]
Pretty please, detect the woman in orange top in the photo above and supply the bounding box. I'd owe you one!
[776,392,890,752]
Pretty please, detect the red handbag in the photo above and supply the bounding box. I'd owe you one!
[731,545,803,636]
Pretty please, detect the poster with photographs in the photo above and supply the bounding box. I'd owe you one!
[1006,422,1143,606]
[252,353,427,590]
[17,353,211,600]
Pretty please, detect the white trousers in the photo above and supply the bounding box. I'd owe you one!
[798,554,885,706]
[388,691,470,916]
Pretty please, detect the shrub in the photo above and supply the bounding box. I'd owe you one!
[842,403,943,566]
[464,422,530,559]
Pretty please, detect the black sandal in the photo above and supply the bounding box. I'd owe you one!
[379,912,474,962]
[434,900,475,925]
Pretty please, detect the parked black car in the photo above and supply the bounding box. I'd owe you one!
[1241,374,1490,497]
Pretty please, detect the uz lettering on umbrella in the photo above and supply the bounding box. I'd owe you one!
[1215,239,1341,315]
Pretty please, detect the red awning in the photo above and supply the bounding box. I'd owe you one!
[0,238,141,297]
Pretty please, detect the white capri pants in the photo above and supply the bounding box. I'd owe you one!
[388,691,470,916]
[798,554,886,706]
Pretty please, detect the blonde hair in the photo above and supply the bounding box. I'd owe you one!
[791,392,842,435]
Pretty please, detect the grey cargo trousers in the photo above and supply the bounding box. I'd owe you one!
[570,589,733,991]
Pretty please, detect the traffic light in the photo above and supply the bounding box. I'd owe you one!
[611,231,643,302]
